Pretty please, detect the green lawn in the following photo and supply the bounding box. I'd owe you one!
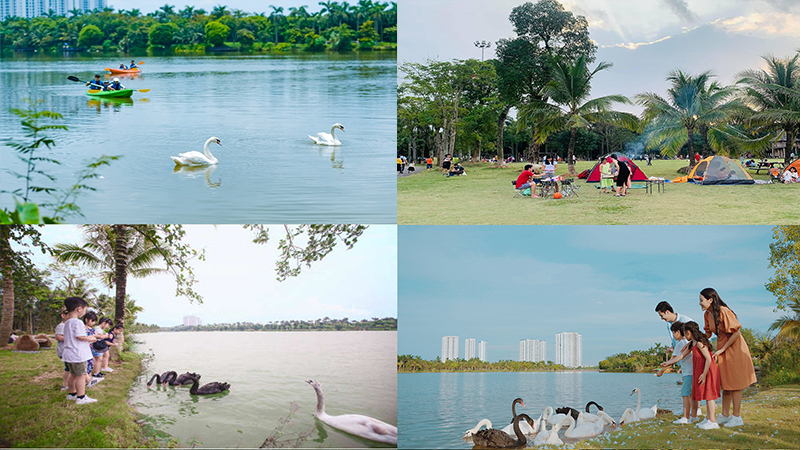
[398,159,800,224]
[573,384,800,449]
[0,347,159,448]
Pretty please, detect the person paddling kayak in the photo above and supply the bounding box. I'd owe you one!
[107,77,125,91]
[129,60,137,69]
[86,74,104,90]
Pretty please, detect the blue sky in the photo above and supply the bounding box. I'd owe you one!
[19,225,397,326]
[398,226,784,366]
[399,0,800,114]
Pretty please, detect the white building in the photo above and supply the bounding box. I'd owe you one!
[464,338,476,360]
[1,0,104,19]
[519,339,547,362]
[555,332,582,368]
[441,335,458,361]
[478,340,488,362]
[183,315,202,326]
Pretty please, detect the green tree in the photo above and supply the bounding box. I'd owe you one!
[518,56,636,175]
[77,24,103,47]
[357,19,378,49]
[769,297,800,344]
[205,20,230,46]
[268,5,285,43]
[0,225,47,346]
[237,28,255,47]
[767,225,800,311]
[148,22,179,46]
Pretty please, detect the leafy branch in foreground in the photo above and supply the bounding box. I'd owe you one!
[260,402,314,448]
[244,224,368,281]
[2,100,120,223]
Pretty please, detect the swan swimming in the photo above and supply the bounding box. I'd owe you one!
[309,123,344,146]
[463,418,493,440]
[306,379,397,445]
[186,374,230,395]
[473,413,532,448]
[171,136,222,166]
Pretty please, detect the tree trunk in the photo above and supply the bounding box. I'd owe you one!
[496,104,510,165]
[0,228,15,347]
[687,127,696,168]
[435,127,445,170]
[567,126,578,175]
[525,141,540,164]
[472,139,481,162]
[113,225,128,327]
[785,127,795,165]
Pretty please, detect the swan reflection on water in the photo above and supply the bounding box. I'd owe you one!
[172,164,221,188]
[316,147,343,169]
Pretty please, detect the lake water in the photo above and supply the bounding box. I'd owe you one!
[131,331,397,448]
[398,371,693,449]
[0,53,396,223]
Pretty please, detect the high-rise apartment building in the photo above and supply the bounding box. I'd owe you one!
[183,315,202,326]
[555,332,582,368]
[478,340,488,362]
[441,335,458,361]
[1,0,104,19]
[519,339,547,362]
[464,338,476,360]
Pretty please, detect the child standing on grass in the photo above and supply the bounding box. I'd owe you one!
[54,309,69,391]
[682,321,721,429]
[699,288,757,428]
[62,297,98,405]
[96,318,115,373]
[83,311,108,380]
[658,321,701,424]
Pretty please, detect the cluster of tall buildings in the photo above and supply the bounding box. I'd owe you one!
[183,315,202,326]
[1,0,105,20]
[441,336,487,362]
[441,332,582,367]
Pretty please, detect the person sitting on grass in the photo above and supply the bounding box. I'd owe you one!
[63,297,99,405]
[515,164,542,198]
[783,166,799,183]
[658,321,701,424]
[447,163,465,177]
[55,308,69,391]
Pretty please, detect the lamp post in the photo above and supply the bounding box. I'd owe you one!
[474,40,491,61]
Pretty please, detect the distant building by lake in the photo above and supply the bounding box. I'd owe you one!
[555,332,582,368]
[464,338,476,360]
[1,0,105,20]
[478,340,488,362]
[441,335,458,361]
[183,315,202,326]
[519,339,546,362]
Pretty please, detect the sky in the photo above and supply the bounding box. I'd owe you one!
[398,0,800,114]
[17,225,396,326]
[398,225,785,366]
[108,0,330,16]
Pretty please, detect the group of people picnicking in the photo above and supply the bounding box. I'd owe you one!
[86,74,126,92]
[654,288,756,429]
[55,296,124,405]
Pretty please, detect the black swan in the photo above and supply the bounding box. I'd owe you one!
[175,372,201,386]
[162,371,180,386]
[146,371,175,387]
[306,379,397,445]
[473,413,532,448]
[186,374,230,395]
[556,401,607,422]
[509,397,524,423]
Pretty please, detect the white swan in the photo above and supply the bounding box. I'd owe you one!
[463,418,492,440]
[538,415,570,446]
[309,123,345,146]
[305,379,397,445]
[171,137,222,166]
[501,413,539,436]
[631,387,657,419]
[532,407,558,446]
[567,411,615,439]
[620,407,639,425]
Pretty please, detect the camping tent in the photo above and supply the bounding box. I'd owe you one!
[782,158,800,177]
[582,154,648,183]
[687,155,754,185]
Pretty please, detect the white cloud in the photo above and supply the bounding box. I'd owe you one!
[711,13,800,38]
[601,35,673,50]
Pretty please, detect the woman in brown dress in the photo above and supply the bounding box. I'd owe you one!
[699,288,757,428]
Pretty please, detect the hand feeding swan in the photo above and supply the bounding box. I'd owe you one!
[309,123,344,146]
[631,387,657,419]
[306,379,397,445]
[171,137,222,166]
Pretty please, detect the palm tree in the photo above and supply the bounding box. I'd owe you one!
[637,70,752,164]
[738,54,800,164]
[157,4,175,21]
[769,297,800,343]
[53,225,166,326]
[518,55,637,175]
[268,5,284,43]
[318,1,336,28]
[211,4,229,18]
[179,5,195,19]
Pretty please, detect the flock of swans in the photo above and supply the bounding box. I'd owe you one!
[463,388,661,448]
[170,124,345,167]
[146,370,230,395]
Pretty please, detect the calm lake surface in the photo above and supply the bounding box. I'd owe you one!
[399,371,692,449]
[0,53,396,223]
[131,331,397,448]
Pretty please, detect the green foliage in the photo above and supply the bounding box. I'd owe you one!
[327,23,353,51]
[237,28,255,47]
[204,20,229,46]
[598,343,669,372]
[357,20,378,49]
[151,317,396,332]
[77,24,103,47]
[383,25,396,43]
[761,344,800,386]
[767,226,800,311]
[397,354,573,372]
[147,21,179,46]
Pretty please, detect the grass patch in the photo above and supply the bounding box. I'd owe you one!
[398,159,800,224]
[567,384,800,449]
[0,347,163,448]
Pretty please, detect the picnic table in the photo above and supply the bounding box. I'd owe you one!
[753,161,781,174]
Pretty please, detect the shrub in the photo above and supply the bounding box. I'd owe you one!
[77,25,103,48]
[148,22,179,47]
[205,21,230,47]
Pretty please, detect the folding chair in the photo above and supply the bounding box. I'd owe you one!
[561,178,579,198]
[539,179,558,199]
[512,180,527,198]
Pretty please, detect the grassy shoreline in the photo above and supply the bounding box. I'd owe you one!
[0,347,162,448]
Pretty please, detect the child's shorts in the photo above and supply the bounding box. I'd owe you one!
[66,361,87,376]
[682,375,692,397]
[91,347,108,358]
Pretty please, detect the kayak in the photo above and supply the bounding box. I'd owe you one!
[106,67,141,74]
[86,89,134,98]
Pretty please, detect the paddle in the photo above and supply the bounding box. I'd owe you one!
[87,88,150,93]
[103,62,144,71]
[68,75,104,89]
